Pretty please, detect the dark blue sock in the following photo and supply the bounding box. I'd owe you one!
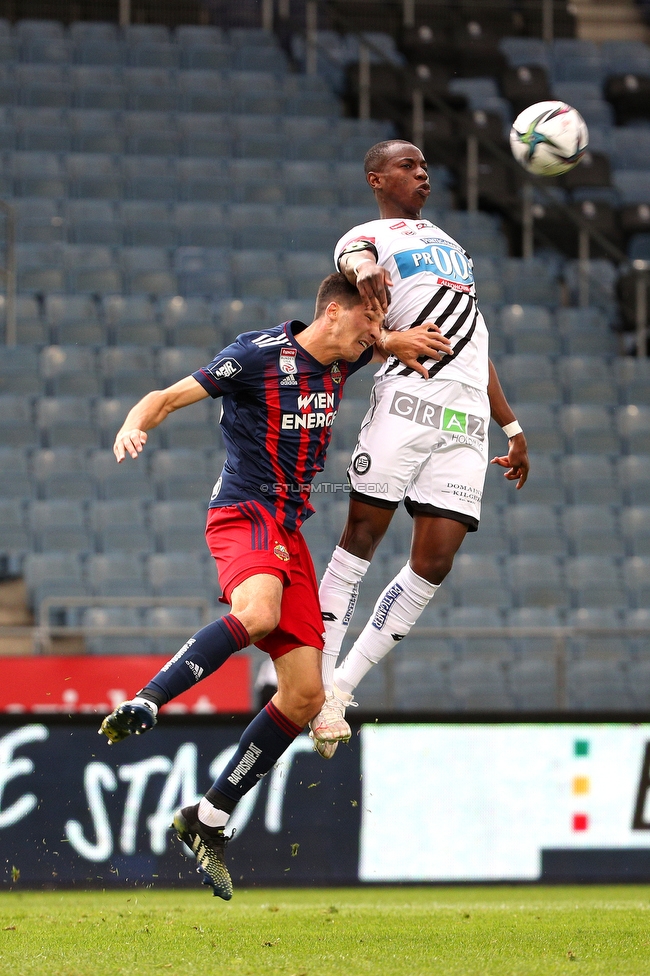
[138,614,250,707]
[205,701,302,813]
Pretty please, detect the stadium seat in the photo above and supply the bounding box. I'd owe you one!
[509,554,566,608]
[0,447,32,498]
[623,556,650,607]
[174,246,231,296]
[99,345,157,397]
[150,448,218,501]
[509,452,561,504]
[567,659,631,710]
[562,504,624,556]
[62,198,121,246]
[213,298,268,340]
[497,355,561,404]
[615,351,650,409]
[66,244,122,294]
[0,294,45,345]
[229,203,285,250]
[511,404,563,453]
[28,498,90,552]
[40,345,99,396]
[461,504,507,555]
[32,447,93,499]
[498,304,559,355]
[231,249,286,299]
[284,251,334,299]
[450,658,513,710]
[147,552,207,597]
[509,658,558,710]
[44,295,103,345]
[118,245,177,296]
[558,357,618,405]
[0,392,37,449]
[501,258,561,306]
[561,455,618,505]
[555,307,617,356]
[151,500,207,552]
[119,199,176,248]
[160,296,220,347]
[448,553,507,608]
[65,152,122,198]
[82,605,146,655]
[157,346,210,387]
[567,555,625,608]
[121,155,177,202]
[621,506,650,556]
[87,552,149,597]
[282,162,339,207]
[23,551,86,612]
[90,448,154,501]
[89,499,151,553]
[393,654,452,711]
[619,455,650,505]
[102,294,164,345]
[333,398,370,451]
[507,504,565,556]
[144,604,204,656]
[67,108,124,154]
[618,405,650,453]
[35,395,98,448]
[559,404,618,453]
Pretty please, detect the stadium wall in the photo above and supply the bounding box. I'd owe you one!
[2,715,650,888]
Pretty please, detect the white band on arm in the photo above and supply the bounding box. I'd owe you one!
[502,420,523,438]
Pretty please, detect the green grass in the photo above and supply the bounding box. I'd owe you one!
[1,886,650,976]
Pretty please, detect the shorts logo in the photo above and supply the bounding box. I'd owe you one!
[274,543,290,562]
[210,477,222,500]
[388,390,485,440]
[207,358,242,381]
[279,348,297,375]
[442,409,466,434]
[330,362,342,384]
[352,452,372,474]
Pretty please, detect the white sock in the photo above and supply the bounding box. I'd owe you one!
[334,563,439,695]
[319,545,370,692]
[133,696,158,717]
[198,796,230,828]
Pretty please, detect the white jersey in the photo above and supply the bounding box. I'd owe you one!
[334,217,490,392]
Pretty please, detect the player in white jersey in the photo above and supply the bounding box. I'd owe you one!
[309,140,530,757]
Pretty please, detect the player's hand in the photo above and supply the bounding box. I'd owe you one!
[490,433,529,489]
[114,428,148,462]
[355,260,393,313]
[382,321,453,379]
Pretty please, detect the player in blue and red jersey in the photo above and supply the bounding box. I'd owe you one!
[98,272,452,900]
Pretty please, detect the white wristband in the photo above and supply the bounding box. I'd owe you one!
[502,421,523,438]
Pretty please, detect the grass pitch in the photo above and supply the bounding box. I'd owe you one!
[1,886,649,976]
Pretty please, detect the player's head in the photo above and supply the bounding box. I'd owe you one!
[364,140,430,218]
[314,272,363,318]
[313,273,383,361]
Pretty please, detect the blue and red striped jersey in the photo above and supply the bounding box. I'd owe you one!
[192,320,373,531]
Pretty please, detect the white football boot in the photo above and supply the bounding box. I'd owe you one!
[309,685,357,759]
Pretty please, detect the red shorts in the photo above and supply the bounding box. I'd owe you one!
[205,503,324,660]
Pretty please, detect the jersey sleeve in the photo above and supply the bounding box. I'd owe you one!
[334,224,378,270]
[192,336,264,398]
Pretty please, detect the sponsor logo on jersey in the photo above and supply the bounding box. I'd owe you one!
[401,230,416,235]
[330,362,342,384]
[279,347,297,374]
[388,390,486,440]
[416,221,433,229]
[352,452,372,474]
[372,582,403,631]
[280,373,297,386]
[210,477,222,500]
[206,357,242,381]
[281,391,337,430]
[273,543,290,562]
[393,244,474,290]
[437,277,472,293]
[390,221,407,229]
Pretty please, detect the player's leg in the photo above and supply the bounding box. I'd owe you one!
[173,643,322,899]
[99,573,281,743]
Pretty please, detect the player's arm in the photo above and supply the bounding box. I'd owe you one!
[114,375,208,463]
[487,358,529,489]
[372,323,454,375]
[338,244,393,313]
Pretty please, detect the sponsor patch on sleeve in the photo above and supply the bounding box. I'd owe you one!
[206,358,243,381]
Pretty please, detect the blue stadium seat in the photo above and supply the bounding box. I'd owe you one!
[102,294,163,345]
[32,447,93,499]
[507,503,565,556]
[509,554,567,607]
[0,398,37,448]
[231,113,285,160]
[119,200,176,248]
[173,202,230,248]
[0,345,41,395]
[498,304,559,355]
[229,158,283,204]
[36,395,98,448]
[567,660,631,709]
[69,22,119,44]
[10,151,66,197]
[562,503,624,556]
[15,63,71,108]
[68,108,124,154]
[12,197,61,245]
[497,355,561,404]
[89,499,151,553]
[448,553,508,608]
[28,498,90,552]
[0,447,31,499]
[618,405,650,453]
[561,454,618,504]
[613,170,650,204]
[450,657,513,710]
[560,403,618,453]
[127,41,179,70]
[82,605,147,655]
[44,295,103,345]
[512,404,563,453]
[90,448,154,501]
[95,397,139,449]
[118,245,177,296]
[123,67,178,112]
[23,551,86,612]
[619,455,650,505]
[147,552,208,597]
[62,198,121,246]
[176,157,230,202]
[65,151,122,198]
[144,605,204,655]
[282,161,339,207]
[174,246,232,296]
[461,503,507,556]
[621,506,650,556]
[177,69,229,114]
[608,128,650,171]
[501,258,561,306]
[150,448,217,501]
[284,250,334,299]
[567,555,625,608]
[99,345,157,397]
[160,396,213,450]
[87,552,149,596]
[213,297,268,339]
[231,249,286,299]
[151,500,207,552]
[555,306,617,355]
[157,346,210,385]
[230,70,284,115]
[0,498,28,555]
[160,295,219,347]
[14,107,70,152]
[65,244,122,294]
[229,203,285,250]
[623,556,650,606]
[40,345,101,400]
[70,65,125,109]
[280,205,339,251]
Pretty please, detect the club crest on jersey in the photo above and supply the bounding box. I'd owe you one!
[273,543,290,562]
[279,347,297,375]
[330,362,342,384]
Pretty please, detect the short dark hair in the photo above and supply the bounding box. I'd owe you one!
[314,272,363,317]
[364,139,415,175]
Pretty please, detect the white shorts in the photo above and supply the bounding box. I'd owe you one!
[347,375,490,530]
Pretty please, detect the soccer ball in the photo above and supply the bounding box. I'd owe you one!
[510,100,589,177]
